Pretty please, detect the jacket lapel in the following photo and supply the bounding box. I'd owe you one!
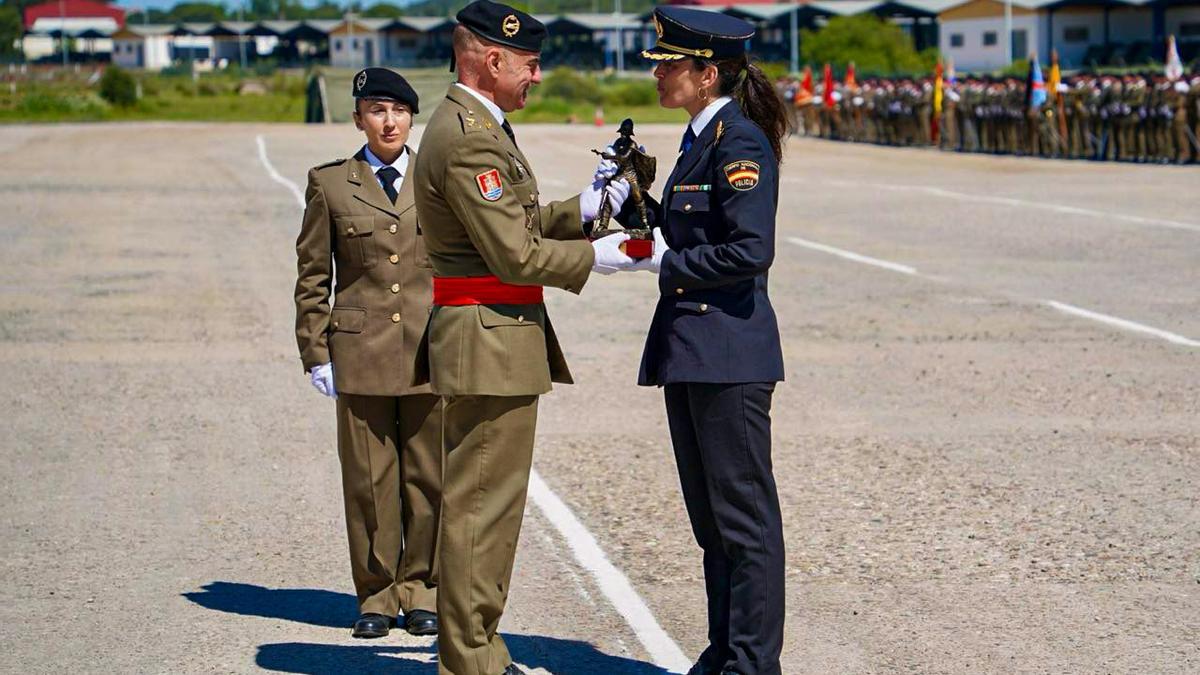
[395,145,416,216]
[663,102,739,203]
[445,84,523,168]
[348,148,399,217]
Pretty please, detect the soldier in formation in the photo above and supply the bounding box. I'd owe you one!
[781,70,1200,164]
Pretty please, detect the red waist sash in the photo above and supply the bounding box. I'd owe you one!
[433,275,544,306]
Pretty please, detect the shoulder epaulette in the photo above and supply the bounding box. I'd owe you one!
[313,158,346,171]
[458,111,487,134]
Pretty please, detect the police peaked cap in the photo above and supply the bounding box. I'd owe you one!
[352,67,419,114]
[457,0,547,53]
[641,6,754,62]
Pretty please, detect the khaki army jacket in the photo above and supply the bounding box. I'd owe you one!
[294,146,433,397]
[411,84,594,397]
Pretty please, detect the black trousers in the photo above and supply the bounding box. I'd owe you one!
[664,383,785,675]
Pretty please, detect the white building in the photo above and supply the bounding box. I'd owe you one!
[328,18,389,69]
[111,25,174,69]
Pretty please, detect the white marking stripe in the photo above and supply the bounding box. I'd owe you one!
[529,470,691,672]
[787,234,1197,349]
[797,178,1200,234]
[256,135,305,209]
[256,135,690,673]
[787,236,918,275]
[1043,300,1200,347]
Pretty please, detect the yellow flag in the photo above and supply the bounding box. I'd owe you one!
[934,61,944,115]
[1049,50,1061,103]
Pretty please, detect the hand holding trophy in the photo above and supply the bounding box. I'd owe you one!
[590,118,656,259]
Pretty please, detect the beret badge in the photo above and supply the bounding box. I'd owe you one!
[502,14,520,38]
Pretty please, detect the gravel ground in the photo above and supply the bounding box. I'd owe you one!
[0,121,1196,674]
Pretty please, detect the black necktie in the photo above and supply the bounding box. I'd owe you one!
[501,120,517,147]
[680,126,697,154]
[376,166,400,204]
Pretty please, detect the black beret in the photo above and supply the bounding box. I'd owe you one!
[641,6,753,62]
[352,67,419,114]
[456,0,546,53]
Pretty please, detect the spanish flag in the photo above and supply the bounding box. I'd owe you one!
[932,60,943,144]
[845,61,857,90]
[1048,49,1061,104]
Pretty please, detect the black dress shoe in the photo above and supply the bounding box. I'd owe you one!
[403,608,438,636]
[503,665,526,675]
[351,613,391,638]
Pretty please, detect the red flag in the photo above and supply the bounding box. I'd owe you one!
[801,65,813,95]
[822,63,835,109]
[845,62,857,90]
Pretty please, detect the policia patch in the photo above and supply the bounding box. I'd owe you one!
[723,160,760,191]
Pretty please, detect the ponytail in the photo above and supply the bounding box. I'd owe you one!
[695,55,788,164]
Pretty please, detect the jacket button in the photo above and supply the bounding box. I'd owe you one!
[529,194,536,203]
[675,288,683,295]
[332,320,339,328]
[699,303,708,312]
[391,283,400,293]
[517,315,525,323]
[347,226,356,235]
[389,224,398,234]
[683,203,692,212]
[389,254,399,264]
[391,313,401,323]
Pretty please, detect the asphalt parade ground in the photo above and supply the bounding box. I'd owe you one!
[1,121,1197,674]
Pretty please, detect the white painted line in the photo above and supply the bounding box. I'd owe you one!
[256,136,690,673]
[255,135,305,209]
[528,470,691,674]
[1043,300,1200,348]
[787,236,918,275]
[789,177,1200,234]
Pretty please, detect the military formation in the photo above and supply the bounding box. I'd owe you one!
[781,71,1200,164]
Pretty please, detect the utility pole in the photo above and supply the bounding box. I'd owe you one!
[614,0,623,73]
[237,2,248,71]
[789,4,798,74]
[1003,0,1013,67]
[59,0,68,67]
[346,12,356,69]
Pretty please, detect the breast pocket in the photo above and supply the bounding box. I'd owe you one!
[509,179,540,234]
[333,215,377,269]
[669,192,711,218]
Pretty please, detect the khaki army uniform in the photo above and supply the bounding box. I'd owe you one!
[412,84,594,675]
[295,146,441,619]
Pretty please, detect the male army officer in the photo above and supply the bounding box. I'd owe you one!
[294,68,440,640]
[411,2,635,673]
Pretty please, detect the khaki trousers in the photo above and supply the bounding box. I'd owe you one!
[336,392,442,617]
[437,394,539,675]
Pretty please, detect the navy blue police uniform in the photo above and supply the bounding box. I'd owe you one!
[632,7,787,675]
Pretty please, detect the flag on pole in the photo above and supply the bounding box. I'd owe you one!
[932,60,943,144]
[795,64,813,106]
[845,62,857,90]
[822,63,835,109]
[1027,53,1047,109]
[1048,49,1061,104]
[1165,35,1183,81]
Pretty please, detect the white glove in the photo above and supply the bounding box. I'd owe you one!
[595,145,619,181]
[579,178,631,224]
[310,362,337,399]
[591,232,634,275]
[632,227,669,273]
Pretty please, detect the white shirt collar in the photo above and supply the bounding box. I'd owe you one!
[362,145,408,178]
[689,96,732,137]
[455,82,506,126]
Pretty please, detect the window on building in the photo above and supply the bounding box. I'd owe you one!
[1064,26,1089,43]
[983,31,998,47]
[1180,22,1200,37]
[334,39,342,51]
[950,33,964,48]
[352,39,359,50]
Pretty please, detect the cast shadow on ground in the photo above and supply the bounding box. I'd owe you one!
[186,582,674,675]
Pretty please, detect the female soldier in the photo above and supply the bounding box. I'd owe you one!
[633,7,788,675]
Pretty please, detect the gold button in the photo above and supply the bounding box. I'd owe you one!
[332,320,339,328]
[517,315,525,323]
[389,254,399,264]
[390,283,400,293]
[683,203,692,212]
[529,194,536,203]
[347,226,356,235]
[389,224,398,234]
[391,313,401,323]
[699,303,708,312]
[675,288,683,295]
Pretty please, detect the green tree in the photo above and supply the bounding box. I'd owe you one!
[304,1,344,20]
[362,3,403,18]
[801,15,936,76]
[99,66,138,107]
[0,5,22,59]
[166,2,227,23]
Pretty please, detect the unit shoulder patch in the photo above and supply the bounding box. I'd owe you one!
[723,160,760,191]
[475,169,504,201]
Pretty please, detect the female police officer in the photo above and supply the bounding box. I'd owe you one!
[632,7,789,675]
